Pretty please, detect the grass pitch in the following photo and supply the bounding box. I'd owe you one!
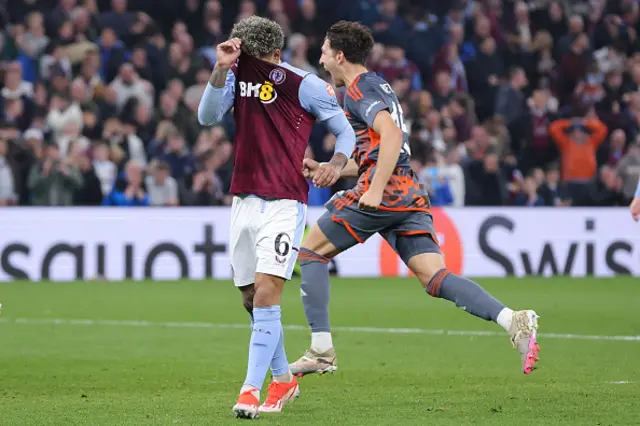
[1,277,639,425]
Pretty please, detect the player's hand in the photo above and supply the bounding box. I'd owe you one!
[302,157,319,179]
[216,38,242,68]
[313,162,340,188]
[358,189,382,212]
[630,197,640,221]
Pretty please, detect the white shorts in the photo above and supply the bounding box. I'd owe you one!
[230,196,307,287]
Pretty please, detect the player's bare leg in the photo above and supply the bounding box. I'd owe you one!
[407,251,540,374]
[233,274,299,419]
[239,284,256,324]
[290,224,341,377]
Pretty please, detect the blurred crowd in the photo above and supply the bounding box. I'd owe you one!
[0,0,638,208]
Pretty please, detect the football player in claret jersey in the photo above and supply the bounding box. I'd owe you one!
[197,17,355,419]
[290,21,541,377]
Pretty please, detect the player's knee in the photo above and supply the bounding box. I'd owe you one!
[301,225,340,259]
[253,273,285,307]
[239,284,255,314]
[407,253,447,289]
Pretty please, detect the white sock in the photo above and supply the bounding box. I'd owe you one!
[496,308,514,331]
[310,332,333,353]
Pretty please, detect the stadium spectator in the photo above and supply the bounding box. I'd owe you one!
[27,142,83,206]
[439,147,466,207]
[373,38,422,91]
[146,160,179,206]
[181,148,225,206]
[521,89,558,172]
[467,36,504,122]
[419,154,454,207]
[109,62,153,112]
[100,0,135,39]
[161,128,195,181]
[538,163,570,206]
[0,138,17,205]
[494,66,528,156]
[74,145,104,206]
[513,175,545,207]
[21,12,50,59]
[0,0,637,209]
[589,164,626,206]
[465,148,508,206]
[607,128,626,166]
[102,159,149,206]
[432,71,455,110]
[92,141,117,196]
[549,114,608,204]
[617,141,640,201]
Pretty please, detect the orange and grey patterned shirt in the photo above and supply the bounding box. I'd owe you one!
[342,72,430,211]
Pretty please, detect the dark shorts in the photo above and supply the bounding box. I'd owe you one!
[316,191,441,264]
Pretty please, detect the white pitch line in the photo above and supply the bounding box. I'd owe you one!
[1,317,639,342]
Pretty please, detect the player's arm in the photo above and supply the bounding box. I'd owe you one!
[325,114,355,168]
[365,110,403,202]
[197,67,236,126]
[299,75,356,187]
[630,177,640,221]
[340,159,359,178]
[197,38,242,126]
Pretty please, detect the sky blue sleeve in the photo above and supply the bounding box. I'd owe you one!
[298,74,343,122]
[197,70,236,126]
[325,113,356,159]
[635,177,640,198]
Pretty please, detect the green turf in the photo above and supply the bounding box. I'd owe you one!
[1,277,639,425]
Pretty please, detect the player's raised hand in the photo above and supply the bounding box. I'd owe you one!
[313,162,340,188]
[630,197,640,221]
[358,189,382,211]
[302,158,319,179]
[215,38,242,68]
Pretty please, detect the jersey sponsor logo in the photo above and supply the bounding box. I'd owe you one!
[269,68,286,85]
[326,84,336,98]
[238,81,277,104]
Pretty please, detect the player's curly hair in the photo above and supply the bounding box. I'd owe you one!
[326,21,374,65]
[230,16,284,58]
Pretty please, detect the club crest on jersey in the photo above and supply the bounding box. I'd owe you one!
[238,81,277,104]
[269,68,286,85]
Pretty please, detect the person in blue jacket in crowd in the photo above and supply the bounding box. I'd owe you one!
[102,159,149,206]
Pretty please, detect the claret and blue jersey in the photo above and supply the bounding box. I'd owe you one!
[197,53,354,205]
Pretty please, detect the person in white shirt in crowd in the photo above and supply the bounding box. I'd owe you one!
[46,91,84,150]
[0,138,16,206]
[109,62,154,112]
[92,141,117,196]
[440,147,466,207]
[145,160,179,206]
